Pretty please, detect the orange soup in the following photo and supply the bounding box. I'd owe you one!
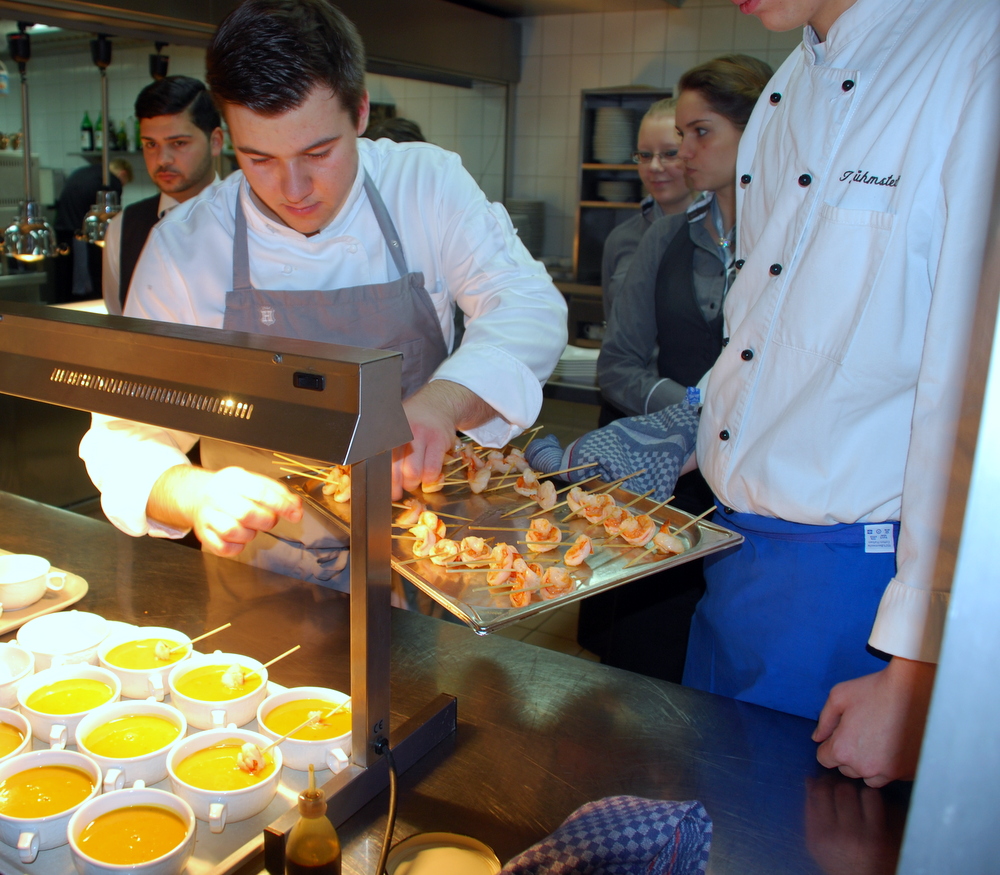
[0,765,94,818]
[83,714,181,759]
[25,678,115,715]
[262,698,350,740]
[78,804,188,865]
[0,722,25,758]
[175,740,276,790]
[172,664,263,702]
[106,638,187,670]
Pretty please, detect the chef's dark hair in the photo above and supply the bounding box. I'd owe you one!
[206,0,367,125]
[134,76,221,137]
[678,55,773,130]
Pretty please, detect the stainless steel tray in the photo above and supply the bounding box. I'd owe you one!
[288,473,743,635]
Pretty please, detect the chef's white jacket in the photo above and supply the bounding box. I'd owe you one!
[102,177,223,316]
[697,0,1000,662]
[81,138,567,539]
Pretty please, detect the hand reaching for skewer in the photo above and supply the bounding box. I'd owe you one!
[393,381,500,500]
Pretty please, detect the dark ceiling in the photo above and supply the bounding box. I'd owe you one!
[449,0,682,17]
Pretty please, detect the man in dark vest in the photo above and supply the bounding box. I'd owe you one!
[102,76,223,315]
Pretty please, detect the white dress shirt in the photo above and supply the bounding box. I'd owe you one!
[697,0,1000,661]
[80,138,567,539]
[101,176,223,316]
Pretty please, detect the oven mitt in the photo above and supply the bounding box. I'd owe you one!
[499,795,712,875]
[524,404,700,502]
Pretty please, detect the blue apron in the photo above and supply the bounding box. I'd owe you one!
[682,507,897,720]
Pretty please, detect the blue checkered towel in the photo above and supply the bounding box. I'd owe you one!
[524,404,699,502]
[499,796,712,875]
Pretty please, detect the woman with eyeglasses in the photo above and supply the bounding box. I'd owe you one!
[602,99,694,326]
[597,54,772,422]
[578,55,772,682]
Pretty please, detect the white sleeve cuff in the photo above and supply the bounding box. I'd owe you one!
[868,576,950,662]
[431,345,544,448]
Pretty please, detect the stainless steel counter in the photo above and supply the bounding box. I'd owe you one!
[0,491,909,874]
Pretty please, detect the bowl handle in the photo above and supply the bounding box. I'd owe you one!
[148,673,165,702]
[103,768,125,793]
[209,802,227,834]
[326,747,350,774]
[210,709,226,729]
[17,831,39,863]
[48,724,67,750]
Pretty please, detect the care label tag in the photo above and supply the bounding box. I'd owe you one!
[864,525,895,554]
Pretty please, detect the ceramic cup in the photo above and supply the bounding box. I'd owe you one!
[75,700,187,791]
[68,783,197,875]
[17,665,122,752]
[0,641,34,709]
[0,708,31,763]
[166,727,282,833]
[17,611,110,671]
[256,686,351,774]
[167,650,269,730]
[0,554,66,614]
[98,626,193,702]
[0,748,102,863]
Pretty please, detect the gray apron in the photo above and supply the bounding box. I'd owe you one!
[201,172,449,588]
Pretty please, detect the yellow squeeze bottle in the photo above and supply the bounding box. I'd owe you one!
[285,765,341,875]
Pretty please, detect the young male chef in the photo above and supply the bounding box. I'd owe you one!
[685,0,1000,786]
[79,0,567,586]
[102,76,224,315]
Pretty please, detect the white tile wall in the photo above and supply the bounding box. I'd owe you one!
[512,0,801,260]
[0,42,508,209]
[0,2,801,262]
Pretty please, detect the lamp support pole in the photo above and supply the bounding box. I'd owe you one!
[100,67,109,187]
[18,68,31,200]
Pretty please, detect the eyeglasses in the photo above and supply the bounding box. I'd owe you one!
[632,150,680,164]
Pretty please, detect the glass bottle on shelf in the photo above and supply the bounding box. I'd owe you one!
[94,113,103,150]
[81,111,94,151]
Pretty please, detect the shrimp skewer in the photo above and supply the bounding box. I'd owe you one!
[618,514,656,547]
[539,566,575,599]
[524,518,563,553]
[564,534,594,567]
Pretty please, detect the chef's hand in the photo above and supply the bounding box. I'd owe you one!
[813,656,935,787]
[395,380,498,500]
[803,773,904,875]
[147,465,303,557]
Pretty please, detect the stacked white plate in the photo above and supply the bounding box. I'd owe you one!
[596,180,635,202]
[505,199,545,257]
[592,107,635,164]
[550,344,601,385]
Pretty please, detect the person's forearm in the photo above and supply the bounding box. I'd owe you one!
[424,379,499,432]
[145,465,211,531]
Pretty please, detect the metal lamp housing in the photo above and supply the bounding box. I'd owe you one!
[81,190,121,246]
[4,200,57,262]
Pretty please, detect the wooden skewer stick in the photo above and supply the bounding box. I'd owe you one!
[623,489,656,508]
[482,474,524,493]
[262,645,301,669]
[673,506,716,535]
[518,425,544,452]
[391,504,473,522]
[279,467,332,484]
[541,461,601,479]
[272,451,335,471]
[622,549,659,569]
[168,622,232,654]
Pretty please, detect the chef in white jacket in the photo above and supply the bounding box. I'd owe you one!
[686,0,1000,786]
[79,0,567,586]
